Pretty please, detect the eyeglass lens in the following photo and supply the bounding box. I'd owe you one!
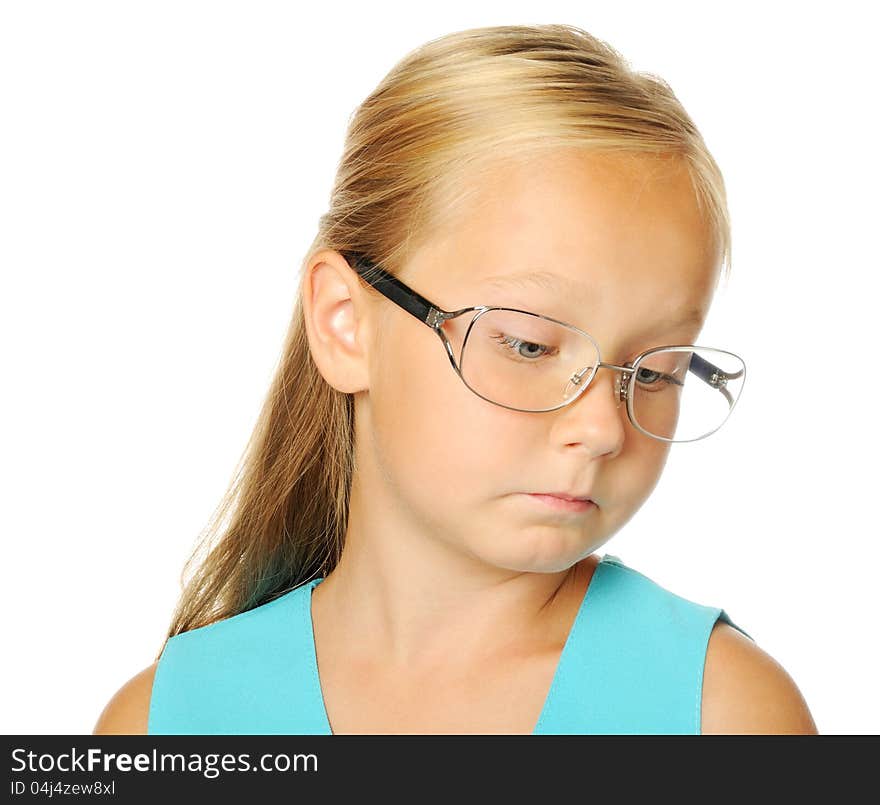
[448,309,744,441]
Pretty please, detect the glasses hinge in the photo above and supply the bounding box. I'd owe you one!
[710,371,728,389]
[426,307,448,328]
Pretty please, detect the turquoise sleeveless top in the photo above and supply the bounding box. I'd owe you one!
[148,553,753,735]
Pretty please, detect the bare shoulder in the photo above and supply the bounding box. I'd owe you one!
[92,662,158,735]
[700,621,818,734]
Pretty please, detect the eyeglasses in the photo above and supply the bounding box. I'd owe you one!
[341,251,746,443]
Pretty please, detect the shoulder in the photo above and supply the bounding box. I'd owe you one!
[92,662,157,735]
[701,621,818,734]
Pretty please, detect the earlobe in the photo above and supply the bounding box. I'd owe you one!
[302,251,372,394]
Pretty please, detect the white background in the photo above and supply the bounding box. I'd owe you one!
[2,1,876,735]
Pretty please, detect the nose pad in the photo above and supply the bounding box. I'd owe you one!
[562,366,627,407]
[562,365,592,403]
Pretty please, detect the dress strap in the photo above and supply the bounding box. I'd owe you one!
[148,580,328,734]
[533,554,752,734]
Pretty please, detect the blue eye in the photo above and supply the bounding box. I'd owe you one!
[492,334,558,361]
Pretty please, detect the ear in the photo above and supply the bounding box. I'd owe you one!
[302,249,374,394]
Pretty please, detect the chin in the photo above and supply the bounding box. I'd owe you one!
[471,539,591,576]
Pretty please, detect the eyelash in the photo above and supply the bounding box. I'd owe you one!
[491,333,676,391]
[494,334,557,361]
[493,333,652,366]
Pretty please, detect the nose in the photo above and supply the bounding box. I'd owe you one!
[555,365,627,454]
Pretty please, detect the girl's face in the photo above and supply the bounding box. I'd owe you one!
[360,149,720,574]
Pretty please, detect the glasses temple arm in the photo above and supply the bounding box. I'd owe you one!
[688,351,744,406]
[345,253,435,326]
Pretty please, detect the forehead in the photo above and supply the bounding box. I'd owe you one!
[409,149,719,323]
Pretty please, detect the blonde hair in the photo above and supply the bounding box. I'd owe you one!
[158,23,732,652]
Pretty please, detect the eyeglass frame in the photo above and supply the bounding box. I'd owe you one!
[340,251,746,443]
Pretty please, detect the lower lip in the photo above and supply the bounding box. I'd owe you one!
[524,494,597,513]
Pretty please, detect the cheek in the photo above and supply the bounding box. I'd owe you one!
[370,323,522,499]
[616,434,672,505]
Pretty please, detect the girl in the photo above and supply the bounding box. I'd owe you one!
[94,23,817,735]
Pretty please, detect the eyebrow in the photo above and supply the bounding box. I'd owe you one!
[481,270,587,293]
[479,271,705,331]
